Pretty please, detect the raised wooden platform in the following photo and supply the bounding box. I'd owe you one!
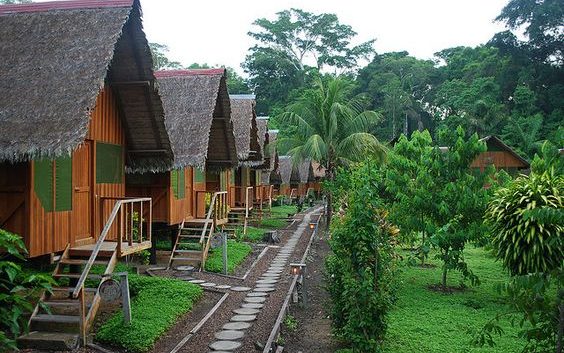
[71,241,151,257]
[185,218,228,226]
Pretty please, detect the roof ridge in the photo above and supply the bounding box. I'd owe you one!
[0,0,133,15]
[155,69,225,78]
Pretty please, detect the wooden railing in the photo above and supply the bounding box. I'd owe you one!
[199,191,228,269]
[289,188,297,203]
[229,186,254,217]
[72,197,151,343]
[195,191,229,225]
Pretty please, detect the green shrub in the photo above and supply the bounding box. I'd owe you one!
[204,241,251,274]
[0,229,54,352]
[326,161,398,352]
[486,171,563,276]
[96,276,202,352]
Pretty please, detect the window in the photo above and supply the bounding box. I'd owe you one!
[96,142,123,184]
[34,156,72,212]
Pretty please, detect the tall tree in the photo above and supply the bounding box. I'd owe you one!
[278,77,386,226]
[496,0,564,64]
[149,42,183,70]
[244,8,375,115]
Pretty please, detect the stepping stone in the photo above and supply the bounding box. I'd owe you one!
[256,283,276,288]
[244,296,266,303]
[209,340,241,351]
[247,292,268,297]
[216,284,231,289]
[223,322,252,330]
[176,265,195,271]
[188,279,206,284]
[233,307,260,315]
[256,279,278,284]
[230,286,251,292]
[261,273,281,278]
[214,330,245,340]
[201,282,216,287]
[177,276,195,281]
[269,265,285,269]
[254,287,275,292]
[242,303,264,309]
[230,314,256,322]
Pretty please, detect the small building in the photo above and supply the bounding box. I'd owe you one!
[229,95,263,211]
[470,136,530,173]
[126,69,237,225]
[278,156,300,200]
[297,159,315,197]
[0,0,173,347]
[310,161,326,195]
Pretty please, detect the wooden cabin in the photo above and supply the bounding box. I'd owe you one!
[254,117,275,211]
[470,136,530,173]
[0,0,174,348]
[229,95,263,211]
[297,159,315,197]
[278,156,300,201]
[310,161,326,196]
[126,69,237,225]
[0,0,172,259]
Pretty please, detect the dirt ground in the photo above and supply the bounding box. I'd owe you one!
[280,226,344,353]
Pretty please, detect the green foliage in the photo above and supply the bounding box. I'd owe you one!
[0,229,54,352]
[283,314,298,332]
[384,247,527,353]
[486,171,563,276]
[235,226,264,242]
[326,161,398,352]
[149,42,182,70]
[204,241,251,274]
[96,276,202,352]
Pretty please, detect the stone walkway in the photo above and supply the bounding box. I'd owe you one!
[186,208,319,352]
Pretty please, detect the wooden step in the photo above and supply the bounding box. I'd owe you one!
[42,300,91,315]
[174,249,202,255]
[179,234,203,240]
[59,259,108,266]
[17,331,79,351]
[172,256,202,261]
[51,286,97,293]
[69,249,114,258]
[30,314,80,333]
[53,273,103,279]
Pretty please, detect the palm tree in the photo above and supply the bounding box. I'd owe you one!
[278,77,386,226]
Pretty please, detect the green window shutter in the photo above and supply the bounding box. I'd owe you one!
[194,168,205,183]
[34,159,54,212]
[220,171,227,191]
[96,142,123,184]
[230,169,235,183]
[55,156,72,211]
[256,170,261,185]
[171,170,179,199]
[177,169,185,199]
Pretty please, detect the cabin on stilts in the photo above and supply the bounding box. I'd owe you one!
[310,161,326,197]
[228,95,263,233]
[470,136,530,173]
[297,159,315,198]
[253,117,275,217]
[278,156,300,203]
[0,0,173,348]
[126,68,238,270]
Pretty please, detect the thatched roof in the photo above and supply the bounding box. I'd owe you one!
[278,156,300,185]
[155,69,237,170]
[298,159,314,183]
[0,0,173,172]
[230,95,262,166]
[311,161,326,179]
[256,117,268,158]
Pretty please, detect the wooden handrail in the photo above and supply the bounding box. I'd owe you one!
[72,197,151,299]
[198,191,228,268]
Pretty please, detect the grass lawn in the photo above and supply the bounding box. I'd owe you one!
[204,240,252,274]
[270,205,297,218]
[383,247,526,353]
[96,274,202,352]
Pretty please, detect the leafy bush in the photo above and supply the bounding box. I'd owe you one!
[326,161,398,352]
[486,171,563,276]
[96,275,202,352]
[204,241,251,274]
[0,229,54,352]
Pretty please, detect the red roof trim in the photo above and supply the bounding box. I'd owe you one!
[155,69,225,78]
[0,0,133,15]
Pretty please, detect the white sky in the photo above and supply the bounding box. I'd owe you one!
[140,0,509,74]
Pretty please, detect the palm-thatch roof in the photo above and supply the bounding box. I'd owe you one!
[0,0,173,172]
[155,69,237,171]
[311,161,326,179]
[278,156,300,185]
[230,94,262,166]
[298,159,314,183]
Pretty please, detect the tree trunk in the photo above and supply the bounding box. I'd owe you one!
[442,250,449,287]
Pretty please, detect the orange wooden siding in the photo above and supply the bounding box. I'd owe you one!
[470,151,528,171]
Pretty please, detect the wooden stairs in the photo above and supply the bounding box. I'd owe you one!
[17,197,152,350]
[168,219,212,270]
[17,246,117,350]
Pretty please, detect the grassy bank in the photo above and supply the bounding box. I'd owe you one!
[96,275,202,352]
[204,240,252,274]
[383,247,526,352]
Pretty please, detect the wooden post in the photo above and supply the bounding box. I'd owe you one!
[79,288,87,346]
[117,204,123,258]
[139,201,143,243]
[120,273,131,325]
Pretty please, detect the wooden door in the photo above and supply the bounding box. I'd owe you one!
[72,141,94,243]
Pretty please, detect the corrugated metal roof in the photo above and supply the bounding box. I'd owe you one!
[155,68,225,78]
[0,0,133,15]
